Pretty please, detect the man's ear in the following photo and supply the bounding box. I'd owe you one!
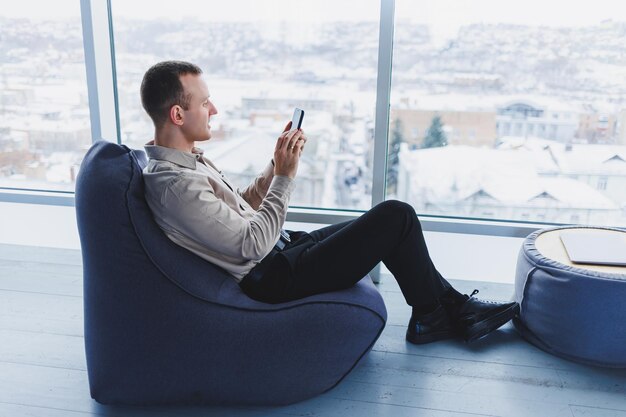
[170,105,184,126]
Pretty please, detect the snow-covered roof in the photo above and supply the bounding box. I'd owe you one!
[496,137,626,175]
[459,176,617,209]
[553,146,626,175]
[400,144,619,209]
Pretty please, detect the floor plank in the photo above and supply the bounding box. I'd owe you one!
[570,405,626,417]
[355,351,626,411]
[275,396,495,417]
[0,289,83,337]
[0,329,85,370]
[330,380,573,417]
[0,403,102,417]
[0,243,82,265]
[0,259,82,297]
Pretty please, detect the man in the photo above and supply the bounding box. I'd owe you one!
[141,60,519,344]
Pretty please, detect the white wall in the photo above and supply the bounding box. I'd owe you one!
[1,202,80,249]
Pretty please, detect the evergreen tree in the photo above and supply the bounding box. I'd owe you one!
[386,119,403,196]
[422,115,448,148]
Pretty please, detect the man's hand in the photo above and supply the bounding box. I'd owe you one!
[273,121,307,179]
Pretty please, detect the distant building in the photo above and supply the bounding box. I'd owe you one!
[495,137,626,205]
[396,141,626,226]
[450,72,503,91]
[543,142,626,208]
[577,107,618,143]
[207,128,327,207]
[496,101,578,143]
[10,123,91,153]
[0,85,35,108]
[390,108,497,147]
[617,109,626,145]
[241,97,336,118]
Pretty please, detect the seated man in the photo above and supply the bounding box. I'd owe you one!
[140,60,519,344]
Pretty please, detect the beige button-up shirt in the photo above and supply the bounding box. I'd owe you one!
[142,144,295,282]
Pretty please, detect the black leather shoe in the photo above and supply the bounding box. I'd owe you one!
[454,290,520,342]
[406,305,456,345]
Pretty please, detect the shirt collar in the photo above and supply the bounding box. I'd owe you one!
[144,144,205,170]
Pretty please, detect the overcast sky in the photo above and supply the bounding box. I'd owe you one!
[2,0,624,34]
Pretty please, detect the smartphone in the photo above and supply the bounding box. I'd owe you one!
[290,108,305,131]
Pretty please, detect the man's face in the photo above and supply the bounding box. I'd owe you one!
[179,73,218,142]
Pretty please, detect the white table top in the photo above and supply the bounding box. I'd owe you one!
[535,227,626,275]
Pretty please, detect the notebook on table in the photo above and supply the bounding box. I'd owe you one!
[560,230,626,266]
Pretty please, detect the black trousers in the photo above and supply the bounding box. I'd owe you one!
[240,200,452,308]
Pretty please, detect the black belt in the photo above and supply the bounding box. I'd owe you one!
[275,229,291,250]
[243,230,291,283]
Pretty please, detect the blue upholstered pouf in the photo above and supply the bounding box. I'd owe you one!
[513,226,626,368]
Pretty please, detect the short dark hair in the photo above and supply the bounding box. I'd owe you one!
[140,60,203,128]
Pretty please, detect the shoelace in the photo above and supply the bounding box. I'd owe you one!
[467,288,501,305]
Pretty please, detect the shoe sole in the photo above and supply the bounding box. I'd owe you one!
[463,303,520,342]
[406,329,456,345]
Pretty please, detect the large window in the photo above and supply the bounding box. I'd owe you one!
[111,0,380,210]
[0,1,90,192]
[389,0,626,227]
[4,0,626,230]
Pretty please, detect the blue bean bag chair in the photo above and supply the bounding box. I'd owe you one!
[75,141,387,405]
[513,226,626,368]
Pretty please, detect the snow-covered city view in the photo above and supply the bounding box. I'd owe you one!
[1,2,625,226]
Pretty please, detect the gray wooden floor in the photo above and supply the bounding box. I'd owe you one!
[1,243,625,417]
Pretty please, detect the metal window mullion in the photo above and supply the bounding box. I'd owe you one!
[367,0,395,283]
[371,0,395,208]
[107,0,122,144]
[80,0,120,143]
[80,0,101,143]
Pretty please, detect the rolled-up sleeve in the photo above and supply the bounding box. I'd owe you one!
[163,171,294,261]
